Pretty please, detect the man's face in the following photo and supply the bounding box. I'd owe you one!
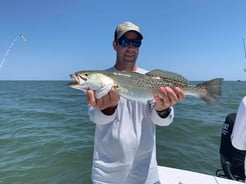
[114,31,141,70]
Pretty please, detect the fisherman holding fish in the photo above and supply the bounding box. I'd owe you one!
[85,21,184,184]
[69,21,223,183]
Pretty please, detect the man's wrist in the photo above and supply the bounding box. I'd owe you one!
[101,105,118,116]
[156,107,172,118]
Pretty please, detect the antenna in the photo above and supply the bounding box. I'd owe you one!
[243,38,246,58]
[243,38,246,73]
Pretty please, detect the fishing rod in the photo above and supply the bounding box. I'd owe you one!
[0,34,26,71]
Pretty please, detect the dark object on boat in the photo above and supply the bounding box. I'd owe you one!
[216,113,246,181]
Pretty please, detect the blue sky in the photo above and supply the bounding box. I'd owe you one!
[0,0,246,81]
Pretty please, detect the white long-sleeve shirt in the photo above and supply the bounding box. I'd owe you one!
[232,96,246,151]
[89,67,174,184]
[231,96,246,181]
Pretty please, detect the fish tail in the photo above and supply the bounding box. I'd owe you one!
[196,78,224,106]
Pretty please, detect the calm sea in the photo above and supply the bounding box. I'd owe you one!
[0,81,245,184]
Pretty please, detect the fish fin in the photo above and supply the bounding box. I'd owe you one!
[146,69,189,85]
[196,78,224,106]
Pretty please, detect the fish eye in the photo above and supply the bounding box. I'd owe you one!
[84,73,88,76]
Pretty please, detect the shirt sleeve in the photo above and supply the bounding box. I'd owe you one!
[88,105,117,125]
[231,96,246,150]
[150,105,174,126]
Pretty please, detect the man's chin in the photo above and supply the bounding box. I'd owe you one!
[124,60,135,65]
[124,56,136,61]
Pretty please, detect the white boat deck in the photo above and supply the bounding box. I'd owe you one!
[158,166,244,184]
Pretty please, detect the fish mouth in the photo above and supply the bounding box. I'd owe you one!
[68,73,89,93]
[68,81,79,86]
[68,74,87,86]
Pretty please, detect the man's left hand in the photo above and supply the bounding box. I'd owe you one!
[154,86,185,111]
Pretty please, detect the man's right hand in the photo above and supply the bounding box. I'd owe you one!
[87,87,120,115]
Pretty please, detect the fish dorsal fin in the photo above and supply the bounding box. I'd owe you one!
[146,69,189,86]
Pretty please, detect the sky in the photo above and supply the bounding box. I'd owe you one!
[0,0,246,81]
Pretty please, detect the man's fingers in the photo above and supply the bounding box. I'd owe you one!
[87,89,96,107]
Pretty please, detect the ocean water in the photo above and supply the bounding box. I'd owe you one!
[0,81,245,184]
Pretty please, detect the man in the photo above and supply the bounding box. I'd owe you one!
[87,21,185,184]
[231,96,246,182]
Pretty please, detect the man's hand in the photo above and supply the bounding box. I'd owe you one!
[154,86,185,111]
[87,87,120,115]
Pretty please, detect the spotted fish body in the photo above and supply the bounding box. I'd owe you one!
[69,69,224,106]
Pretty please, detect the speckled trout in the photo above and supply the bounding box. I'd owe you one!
[69,69,224,106]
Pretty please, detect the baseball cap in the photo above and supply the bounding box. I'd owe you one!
[114,21,143,41]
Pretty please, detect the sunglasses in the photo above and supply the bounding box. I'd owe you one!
[117,38,142,48]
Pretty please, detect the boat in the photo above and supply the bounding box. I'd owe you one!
[158,112,245,184]
[158,165,244,184]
